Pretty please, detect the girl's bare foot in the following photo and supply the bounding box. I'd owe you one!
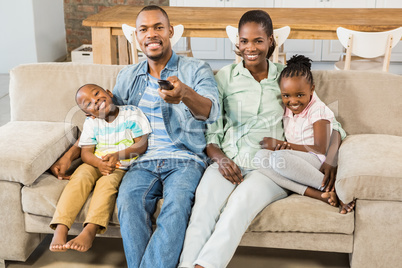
[321,191,339,207]
[339,200,355,214]
[195,265,204,268]
[304,187,339,207]
[64,223,99,252]
[49,224,68,252]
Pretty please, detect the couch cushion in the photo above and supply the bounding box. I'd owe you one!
[22,172,162,225]
[312,70,402,136]
[247,194,354,235]
[10,63,125,131]
[0,121,78,185]
[22,173,69,218]
[23,173,353,235]
[336,134,402,203]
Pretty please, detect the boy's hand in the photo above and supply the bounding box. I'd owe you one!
[50,156,72,180]
[103,153,120,168]
[97,156,116,176]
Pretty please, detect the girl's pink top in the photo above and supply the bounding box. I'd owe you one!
[283,93,335,162]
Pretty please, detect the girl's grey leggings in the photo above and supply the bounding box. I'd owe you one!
[254,149,325,195]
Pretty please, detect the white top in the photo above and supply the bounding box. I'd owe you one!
[79,105,152,169]
[283,93,334,162]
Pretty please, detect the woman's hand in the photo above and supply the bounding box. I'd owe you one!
[274,142,291,151]
[206,143,243,185]
[319,162,337,192]
[217,157,243,185]
[260,137,291,151]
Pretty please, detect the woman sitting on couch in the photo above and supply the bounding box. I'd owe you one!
[178,10,349,268]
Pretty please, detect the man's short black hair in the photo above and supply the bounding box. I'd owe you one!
[138,5,170,26]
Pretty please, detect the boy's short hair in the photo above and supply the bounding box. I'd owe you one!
[75,83,103,105]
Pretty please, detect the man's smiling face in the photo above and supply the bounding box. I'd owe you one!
[135,9,173,62]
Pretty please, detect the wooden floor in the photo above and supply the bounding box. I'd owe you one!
[7,235,350,268]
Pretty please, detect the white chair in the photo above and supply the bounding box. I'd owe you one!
[273,26,291,64]
[335,27,402,72]
[226,25,291,64]
[122,23,187,64]
[226,25,242,64]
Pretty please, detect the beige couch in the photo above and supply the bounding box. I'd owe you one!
[0,63,401,268]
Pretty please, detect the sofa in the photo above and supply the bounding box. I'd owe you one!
[0,62,401,268]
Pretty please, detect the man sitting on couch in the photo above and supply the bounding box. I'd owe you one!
[50,5,219,268]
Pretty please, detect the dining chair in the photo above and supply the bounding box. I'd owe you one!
[335,26,402,72]
[121,23,190,64]
[272,26,291,64]
[226,25,291,64]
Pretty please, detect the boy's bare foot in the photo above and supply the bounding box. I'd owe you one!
[64,223,99,252]
[321,191,339,207]
[339,200,355,214]
[49,224,68,252]
[195,265,204,268]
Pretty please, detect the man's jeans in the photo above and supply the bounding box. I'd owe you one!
[116,158,205,268]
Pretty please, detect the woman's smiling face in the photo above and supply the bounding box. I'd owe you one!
[238,22,273,68]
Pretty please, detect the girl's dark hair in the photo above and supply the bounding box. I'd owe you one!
[279,55,314,86]
[236,10,276,59]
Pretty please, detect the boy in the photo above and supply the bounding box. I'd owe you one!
[49,84,151,252]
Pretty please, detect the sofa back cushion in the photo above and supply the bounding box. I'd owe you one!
[10,64,402,136]
[312,70,402,136]
[10,63,124,130]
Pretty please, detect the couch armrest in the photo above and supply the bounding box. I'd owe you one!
[0,121,78,186]
[335,134,402,203]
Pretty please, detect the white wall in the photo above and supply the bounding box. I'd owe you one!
[0,0,37,73]
[32,0,67,62]
[0,0,67,73]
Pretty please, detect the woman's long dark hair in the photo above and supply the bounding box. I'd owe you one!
[236,10,276,59]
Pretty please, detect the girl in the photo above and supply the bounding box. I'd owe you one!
[255,54,355,212]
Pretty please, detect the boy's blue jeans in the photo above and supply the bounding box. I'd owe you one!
[116,158,205,268]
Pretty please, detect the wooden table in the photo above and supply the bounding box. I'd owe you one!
[82,5,402,64]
